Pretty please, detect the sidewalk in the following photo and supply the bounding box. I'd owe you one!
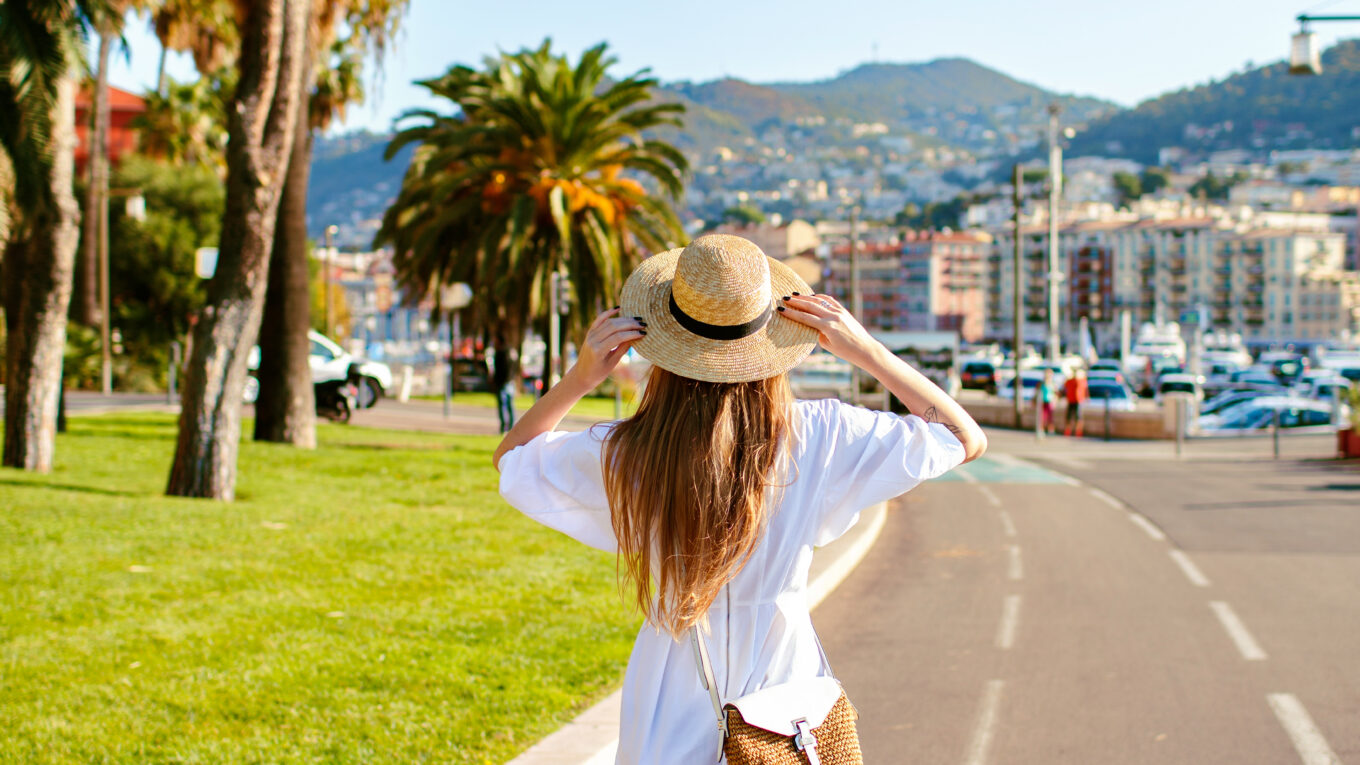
[351,398,601,435]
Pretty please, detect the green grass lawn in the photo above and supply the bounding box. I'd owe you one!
[0,414,640,764]
[428,391,640,421]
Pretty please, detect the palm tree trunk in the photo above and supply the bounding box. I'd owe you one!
[75,29,113,327]
[254,76,317,447]
[156,44,168,97]
[2,75,81,472]
[166,0,311,500]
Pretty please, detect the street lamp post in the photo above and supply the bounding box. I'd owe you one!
[1012,164,1025,429]
[1046,104,1064,366]
[1289,15,1360,75]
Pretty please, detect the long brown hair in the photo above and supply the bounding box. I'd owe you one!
[602,366,794,637]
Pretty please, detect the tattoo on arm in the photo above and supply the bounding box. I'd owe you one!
[921,406,961,435]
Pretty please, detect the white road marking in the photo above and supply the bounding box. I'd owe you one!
[1088,487,1123,509]
[583,741,618,765]
[996,595,1021,650]
[1129,513,1167,541]
[963,680,1005,765]
[978,485,1002,508]
[1168,550,1211,587]
[998,510,1017,537]
[1007,545,1023,581]
[1210,601,1268,661]
[1267,693,1342,765]
[956,466,979,483]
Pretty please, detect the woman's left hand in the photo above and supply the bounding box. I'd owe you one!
[564,308,646,390]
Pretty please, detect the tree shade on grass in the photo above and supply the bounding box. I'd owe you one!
[0,413,640,764]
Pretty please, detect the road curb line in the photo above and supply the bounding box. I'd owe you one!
[507,501,890,765]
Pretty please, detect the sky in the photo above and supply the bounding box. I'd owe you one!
[109,0,1357,134]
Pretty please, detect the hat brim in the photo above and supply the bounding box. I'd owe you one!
[618,248,820,383]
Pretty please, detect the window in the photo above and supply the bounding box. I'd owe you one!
[310,340,335,361]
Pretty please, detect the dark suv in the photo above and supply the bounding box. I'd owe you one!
[960,360,997,394]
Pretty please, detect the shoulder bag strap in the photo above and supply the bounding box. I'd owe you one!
[690,625,728,738]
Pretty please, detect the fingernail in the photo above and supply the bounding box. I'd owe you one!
[640,330,647,335]
[777,306,786,312]
[638,321,648,327]
[792,291,801,296]
[612,305,620,310]
[782,296,790,301]
[634,316,643,320]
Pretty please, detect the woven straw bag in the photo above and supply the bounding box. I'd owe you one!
[691,627,863,765]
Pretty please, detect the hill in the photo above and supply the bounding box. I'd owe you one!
[1068,39,1360,163]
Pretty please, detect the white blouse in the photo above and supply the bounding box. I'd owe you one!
[498,397,966,764]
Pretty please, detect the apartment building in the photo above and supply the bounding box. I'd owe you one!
[822,231,991,341]
[983,218,1353,346]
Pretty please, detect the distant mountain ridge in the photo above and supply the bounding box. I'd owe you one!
[1068,38,1360,163]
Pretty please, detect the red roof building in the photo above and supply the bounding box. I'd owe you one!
[75,85,147,176]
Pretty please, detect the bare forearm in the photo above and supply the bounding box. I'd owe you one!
[858,343,987,462]
[492,371,592,470]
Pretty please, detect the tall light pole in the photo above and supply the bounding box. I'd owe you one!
[1046,103,1063,366]
[323,224,338,337]
[1012,164,1025,429]
[848,201,862,401]
[1289,15,1360,75]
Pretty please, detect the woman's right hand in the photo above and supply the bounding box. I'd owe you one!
[778,293,883,369]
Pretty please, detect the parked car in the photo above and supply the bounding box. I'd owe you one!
[244,330,393,407]
[1090,358,1123,374]
[1200,390,1268,417]
[959,359,998,393]
[1259,351,1307,384]
[997,370,1046,401]
[1199,397,1339,434]
[1085,380,1138,412]
[1086,369,1126,386]
[1155,373,1203,403]
[1227,368,1285,394]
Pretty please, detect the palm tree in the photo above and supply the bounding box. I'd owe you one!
[164,0,310,499]
[254,0,405,447]
[0,0,118,472]
[134,73,231,172]
[375,41,688,389]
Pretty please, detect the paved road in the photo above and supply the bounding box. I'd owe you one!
[816,431,1357,764]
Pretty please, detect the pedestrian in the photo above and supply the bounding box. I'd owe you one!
[490,333,516,434]
[1063,368,1089,437]
[493,235,986,764]
[1040,368,1056,435]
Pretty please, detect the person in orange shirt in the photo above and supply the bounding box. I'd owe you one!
[1063,368,1090,437]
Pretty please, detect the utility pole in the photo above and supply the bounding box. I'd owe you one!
[1046,103,1063,366]
[849,202,862,402]
[1012,164,1025,429]
[323,225,337,337]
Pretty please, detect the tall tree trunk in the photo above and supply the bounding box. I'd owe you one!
[166,0,311,499]
[3,76,81,472]
[156,44,168,97]
[75,29,112,327]
[254,75,317,447]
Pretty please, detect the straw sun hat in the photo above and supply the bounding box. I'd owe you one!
[618,234,819,383]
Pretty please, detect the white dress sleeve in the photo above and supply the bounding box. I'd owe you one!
[806,398,966,546]
[497,426,617,552]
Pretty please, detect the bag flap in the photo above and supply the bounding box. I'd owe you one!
[726,677,842,737]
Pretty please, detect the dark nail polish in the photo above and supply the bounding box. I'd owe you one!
[640,330,647,335]
[782,295,790,301]
[638,321,647,327]
[777,306,786,312]
[792,291,801,296]
[634,316,643,320]
[612,305,620,310]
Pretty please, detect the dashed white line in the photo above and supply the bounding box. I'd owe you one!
[1168,550,1211,587]
[998,510,1017,537]
[1210,601,1268,661]
[978,485,1002,508]
[962,680,1005,765]
[1007,545,1023,581]
[956,466,979,484]
[1088,487,1123,509]
[995,595,1021,650]
[1128,513,1167,541]
[1267,693,1341,765]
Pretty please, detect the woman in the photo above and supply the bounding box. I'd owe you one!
[1039,368,1056,435]
[494,235,986,763]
